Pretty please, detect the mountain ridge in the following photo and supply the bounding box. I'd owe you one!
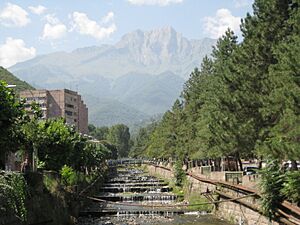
[8,27,216,126]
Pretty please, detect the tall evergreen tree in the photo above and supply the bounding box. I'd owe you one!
[235,0,294,160]
[257,1,300,163]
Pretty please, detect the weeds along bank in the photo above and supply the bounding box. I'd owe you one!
[0,169,108,225]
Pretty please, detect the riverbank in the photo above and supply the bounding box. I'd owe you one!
[0,168,109,225]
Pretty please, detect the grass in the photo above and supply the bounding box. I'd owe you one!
[187,193,214,212]
[43,174,60,194]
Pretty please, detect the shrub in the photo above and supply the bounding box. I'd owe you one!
[259,160,284,218]
[0,172,27,222]
[60,165,77,186]
[281,171,300,205]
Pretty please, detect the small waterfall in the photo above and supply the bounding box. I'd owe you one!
[78,164,230,225]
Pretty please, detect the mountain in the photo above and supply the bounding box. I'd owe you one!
[9,27,216,127]
[85,96,149,127]
[112,71,184,115]
[0,67,34,93]
[11,27,216,80]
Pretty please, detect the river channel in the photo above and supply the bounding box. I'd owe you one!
[78,167,230,225]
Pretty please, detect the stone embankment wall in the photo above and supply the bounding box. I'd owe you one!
[145,164,278,225]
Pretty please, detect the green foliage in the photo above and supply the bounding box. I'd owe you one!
[187,194,214,212]
[60,165,77,186]
[256,2,300,160]
[32,119,114,172]
[35,119,74,171]
[89,123,131,158]
[0,172,27,222]
[260,161,300,217]
[281,171,300,205]
[0,81,25,168]
[174,160,185,187]
[107,124,130,158]
[130,121,157,158]
[0,67,34,93]
[259,161,284,218]
[89,125,109,140]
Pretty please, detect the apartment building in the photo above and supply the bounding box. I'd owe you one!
[20,89,88,134]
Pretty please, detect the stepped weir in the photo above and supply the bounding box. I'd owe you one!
[78,163,229,225]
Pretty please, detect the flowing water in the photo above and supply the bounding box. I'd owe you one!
[78,167,230,225]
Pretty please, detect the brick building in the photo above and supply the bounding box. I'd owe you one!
[20,89,88,134]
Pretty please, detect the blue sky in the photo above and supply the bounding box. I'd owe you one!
[0,0,253,68]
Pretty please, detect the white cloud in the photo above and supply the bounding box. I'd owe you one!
[42,23,67,40]
[127,0,183,6]
[41,14,67,40]
[71,11,116,40]
[0,3,30,27]
[234,0,252,8]
[0,37,36,68]
[28,5,47,15]
[101,11,114,24]
[203,9,241,39]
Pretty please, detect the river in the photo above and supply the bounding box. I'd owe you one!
[78,167,231,225]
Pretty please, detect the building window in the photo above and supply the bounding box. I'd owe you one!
[65,110,73,116]
[65,103,74,108]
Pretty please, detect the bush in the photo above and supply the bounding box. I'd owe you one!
[60,165,77,186]
[281,171,300,205]
[0,172,27,222]
[259,160,284,218]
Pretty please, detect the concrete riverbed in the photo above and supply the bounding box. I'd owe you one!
[78,167,231,225]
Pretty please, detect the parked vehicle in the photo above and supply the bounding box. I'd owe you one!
[243,166,258,175]
[282,161,300,170]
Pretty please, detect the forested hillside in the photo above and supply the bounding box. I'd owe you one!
[0,67,34,93]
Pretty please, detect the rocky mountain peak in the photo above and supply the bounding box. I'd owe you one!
[116,26,192,65]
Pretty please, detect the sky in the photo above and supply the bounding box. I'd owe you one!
[0,0,254,68]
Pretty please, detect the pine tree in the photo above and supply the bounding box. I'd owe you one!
[257,1,300,162]
[231,0,294,161]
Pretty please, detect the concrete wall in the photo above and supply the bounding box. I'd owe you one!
[145,164,278,225]
[188,166,260,190]
[78,96,88,134]
[20,89,49,119]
